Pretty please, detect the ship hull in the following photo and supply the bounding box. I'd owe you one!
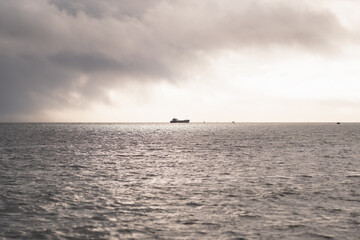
[170,119,190,123]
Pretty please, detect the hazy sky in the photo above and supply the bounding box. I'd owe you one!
[1,0,360,122]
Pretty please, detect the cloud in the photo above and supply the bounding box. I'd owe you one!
[48,0,160,19]
[0,0,351,121]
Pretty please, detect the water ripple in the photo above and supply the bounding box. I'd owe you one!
[0,123,359,239]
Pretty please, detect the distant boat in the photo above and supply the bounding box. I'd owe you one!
[170,118,190,123]
[337,122,341,125]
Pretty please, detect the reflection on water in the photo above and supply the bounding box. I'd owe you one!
[0,123,359,239]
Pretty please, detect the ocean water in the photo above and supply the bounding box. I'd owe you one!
[0,123,359,239]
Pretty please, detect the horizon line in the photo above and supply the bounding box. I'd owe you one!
[0,121,355,124]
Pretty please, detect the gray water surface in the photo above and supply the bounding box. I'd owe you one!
[0,123,359,239]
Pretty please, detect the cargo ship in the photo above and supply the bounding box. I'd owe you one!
[170,118,190,123]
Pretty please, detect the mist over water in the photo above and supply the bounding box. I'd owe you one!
[0,123,359,239]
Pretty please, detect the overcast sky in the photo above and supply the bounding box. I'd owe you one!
[1,0,360,122]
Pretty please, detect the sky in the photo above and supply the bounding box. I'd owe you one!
[1,0,360,122]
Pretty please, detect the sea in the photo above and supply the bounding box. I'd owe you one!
[0,123,359,239]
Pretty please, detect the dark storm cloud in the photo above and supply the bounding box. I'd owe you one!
[0,0,350,120]
[49,52,172,78]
